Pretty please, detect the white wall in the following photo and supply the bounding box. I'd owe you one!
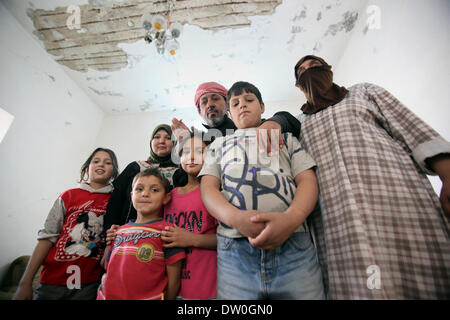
[333,0,450,193]
[95,108,204,169]
[95,100,303,170]
[0,2,105,279]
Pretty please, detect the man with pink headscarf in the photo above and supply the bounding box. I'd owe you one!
[172,81,300,150]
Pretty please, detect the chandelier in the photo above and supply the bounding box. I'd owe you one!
[141,0,183,56]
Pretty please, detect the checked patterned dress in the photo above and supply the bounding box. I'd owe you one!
[299,83,450,299]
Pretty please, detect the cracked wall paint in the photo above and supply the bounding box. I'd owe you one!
[324,11,359,36]
[88,86,123,97]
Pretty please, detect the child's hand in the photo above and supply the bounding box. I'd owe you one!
[247,212,298,250]
[106,224,119,245]
[161,225,193,248]
[232,210,266,239]
[12,283,33,300]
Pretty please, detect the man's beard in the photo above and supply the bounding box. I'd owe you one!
[205,108,227,127]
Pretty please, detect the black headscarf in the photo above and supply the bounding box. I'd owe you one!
[147,124,176,167]
[294,55,349,114]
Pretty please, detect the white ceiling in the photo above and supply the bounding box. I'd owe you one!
[2,0,367,114]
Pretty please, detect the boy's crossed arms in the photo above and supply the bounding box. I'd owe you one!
[200,168,318,250]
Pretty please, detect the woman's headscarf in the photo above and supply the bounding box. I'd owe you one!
[148,124,176,167]
[294,55,349,114]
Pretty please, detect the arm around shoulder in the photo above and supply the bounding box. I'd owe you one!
[161,225,217,249]
[268,111,301,138]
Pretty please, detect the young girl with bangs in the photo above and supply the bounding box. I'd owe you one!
[162,132,218,300]
[13,148,119,300]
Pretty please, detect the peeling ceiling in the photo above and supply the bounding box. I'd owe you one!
[2,0,367,114]
[32,0,283,72]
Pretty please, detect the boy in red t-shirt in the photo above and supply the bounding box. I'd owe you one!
[98,168,185,300]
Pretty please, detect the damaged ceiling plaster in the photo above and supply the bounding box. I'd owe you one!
[30,0,283,72]
[3,0,365,114]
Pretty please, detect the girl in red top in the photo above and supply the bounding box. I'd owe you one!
[13,147,119,300]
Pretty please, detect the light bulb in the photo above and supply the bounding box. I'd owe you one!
[166,42,180,56]
[169,22,183,39]
[152,15,167,31]
[141,13,152,30]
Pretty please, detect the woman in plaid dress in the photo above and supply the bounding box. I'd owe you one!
[294,55,450,299]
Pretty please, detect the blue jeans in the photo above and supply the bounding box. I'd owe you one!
[217,232,325,300]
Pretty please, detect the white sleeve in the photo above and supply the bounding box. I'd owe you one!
[287,134,317,178]
[37,197,65,243]
[198,139,222,180]
[412,136,450,174]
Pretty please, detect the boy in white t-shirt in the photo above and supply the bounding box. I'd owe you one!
[199,81,325,299]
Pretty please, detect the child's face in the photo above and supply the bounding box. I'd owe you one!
[180,137,206,177]
[131,175,171,218]
[88,151,114,185]
[151,129,173,157]
[228,90,265,129]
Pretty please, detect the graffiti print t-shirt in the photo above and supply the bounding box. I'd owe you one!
[199,128,316,238]
[163,187,218,299]
[98,219,186,300]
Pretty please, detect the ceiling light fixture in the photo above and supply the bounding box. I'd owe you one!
[141,0,183,56]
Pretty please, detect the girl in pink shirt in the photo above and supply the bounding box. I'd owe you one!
[162,133,218,300]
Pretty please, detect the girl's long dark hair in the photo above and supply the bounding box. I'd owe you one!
[79,147,119,183]
[172,131,210,188]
